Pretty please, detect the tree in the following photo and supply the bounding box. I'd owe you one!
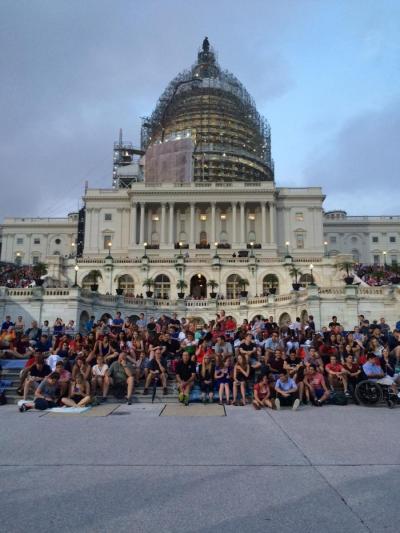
[238,278,249,289]
[142,278,155,289]
[336,261,355,277]
[207,280,219,290]
[176,279,188,291]
[288,265,302,284]
[32,262,48,279]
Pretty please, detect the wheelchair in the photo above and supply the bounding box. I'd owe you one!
[354,379,398,408]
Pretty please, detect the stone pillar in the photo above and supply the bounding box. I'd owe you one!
[169,202,174,245]
[131,203,137,247]
[269,202,275,244]
[211,202,216,245]
[240,202,245,244]
[139,203,145,244]
[231,202,237,245]
[261,202,267,245]
[190,203,195,246]
[160,203,166,244]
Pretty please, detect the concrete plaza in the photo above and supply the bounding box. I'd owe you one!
[1,403,399,533]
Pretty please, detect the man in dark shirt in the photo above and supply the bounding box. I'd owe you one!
[23,355,51,400]
[35,334,52,353]
[175,351,196,406]
[161,333,181,359]
[1,316,14,332]
[33,372,60,410]
[143,348,168,395]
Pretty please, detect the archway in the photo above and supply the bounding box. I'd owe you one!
[117,274,135,294]
[226,274,241,299]
[299,273,313,288]
[154,274,170,299]
[78,310,89,334]
[190,274,207,298]
[81,270,103,290]
[279,312,291,327]
[262,274,279,295]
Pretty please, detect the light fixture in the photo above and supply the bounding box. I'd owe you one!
[220,214,226,220]
[74,264,79,272]
[152,215,159,221]
[197,273,201,279]
[200,214,207,221]
[214,241,218,247]
[248,214,255,220]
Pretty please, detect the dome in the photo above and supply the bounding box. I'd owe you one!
[141,38,274,183]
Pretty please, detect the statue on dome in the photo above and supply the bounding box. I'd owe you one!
[202,37,210,53]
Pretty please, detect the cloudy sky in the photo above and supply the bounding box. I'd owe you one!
[0,0,399,218]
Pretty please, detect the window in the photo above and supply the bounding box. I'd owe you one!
[295,212,304,222]
[226,274,241,299]
[32,255,40,265]
[372,236,378,243]
[390,236,396,243]
[154,274,170,299]
[55,238,61,245]
[103,235,112,249]
[104,213,112,221]
[391,255,397,266]
[262,274,279,295]
[330,236,337,244]
[200,214,207,221]
[33,238,40,245]
[117,275,135,294]
[295,232,305,249]
[16,238,23,245]
[373,255,380,265]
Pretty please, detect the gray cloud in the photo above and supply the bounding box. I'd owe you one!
[303,98,400,215]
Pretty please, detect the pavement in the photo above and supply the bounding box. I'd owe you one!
[1,403,400,533]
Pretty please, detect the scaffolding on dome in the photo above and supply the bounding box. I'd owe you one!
[112,129,144,189]
[141,39,274,183]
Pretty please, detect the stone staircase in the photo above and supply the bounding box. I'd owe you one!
[0,360,180,404]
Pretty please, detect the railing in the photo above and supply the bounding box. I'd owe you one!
[6,288,33,297]
[186,300,209,307]
[45,289,71,296]
[318,288,345,295]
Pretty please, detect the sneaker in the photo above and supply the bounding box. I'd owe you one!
[178,392,184,402]
[184,395,189,406]
[19,404,27,413]
[127,398,132,405]
[292,399,300,411]
[275,398,281,410]
[345,391,351,397]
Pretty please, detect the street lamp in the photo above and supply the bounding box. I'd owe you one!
[250,241,255,257]
[107,241,112,257]
[143,241,148,258]
[15,252,21,266]
[324,241,328,257]
[73,264,79,287]
[383,251,387,267]
[309,263,315,285]
[285,241,290,257]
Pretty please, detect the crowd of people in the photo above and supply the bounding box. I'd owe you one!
[1,309,400,412]
[0,262,37,288]
[355,263,400,286]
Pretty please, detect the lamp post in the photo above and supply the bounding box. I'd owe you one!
[383,251,387,268]
[285,241,290,257]
[214,241,219,258]
[15,252,21,266]
[324,241,328,257]
[143,241,148,258]
[309,263,315,286]
[107,241,112,257]
[73,264,79,287]
[250,241,254,258]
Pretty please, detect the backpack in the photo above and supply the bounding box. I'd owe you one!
[329,391,348,406]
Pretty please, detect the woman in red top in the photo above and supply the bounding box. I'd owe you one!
[253,374,274,410]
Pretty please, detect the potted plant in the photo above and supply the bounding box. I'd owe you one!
[115,287,124,296]
[207,279,219,298]
[337,261,355,285]
[142,278,155,298]
[238,278,249,298]
[32,262,48,286]
[288,265,302,291]
[89,269,102,292]
[176,279,188,299]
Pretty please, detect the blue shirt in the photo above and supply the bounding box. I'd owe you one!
[362,362,384,380]
[275,377,297,392]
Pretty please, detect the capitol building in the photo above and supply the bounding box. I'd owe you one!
[1,40,399,328]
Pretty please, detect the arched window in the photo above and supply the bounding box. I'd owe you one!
[200,231,208,245]
[81,270,102,290]
[154,274,170,299]
[226,274,241,299]
[262,274,279,295]
[299,273,313,288]
[248,230,256,243]
[117,274,135,294]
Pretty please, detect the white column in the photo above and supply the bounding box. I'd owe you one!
[261,202,267,245]
[147,208,152,243]
[190,203,195,246]
[161,203,166,244]
[211,202,216,245]
[169,202,174,244]
[269,202,275,244]
[231,202,237,245]
[240,202,245,244]
[131,203,137,247]
[139,203,145,244]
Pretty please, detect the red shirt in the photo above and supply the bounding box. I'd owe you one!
[326,362,343,373]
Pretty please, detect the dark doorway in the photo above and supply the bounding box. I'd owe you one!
[190,274,207,298]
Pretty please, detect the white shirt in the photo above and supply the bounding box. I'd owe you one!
[46,354,63,371]
[92,363,109,377]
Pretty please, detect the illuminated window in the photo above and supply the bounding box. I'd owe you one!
[295,212,304,222]
[200,214,207,221]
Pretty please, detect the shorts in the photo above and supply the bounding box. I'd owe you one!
[71,394,84,403]
[314,388,325,399]
[377,376,395,386]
